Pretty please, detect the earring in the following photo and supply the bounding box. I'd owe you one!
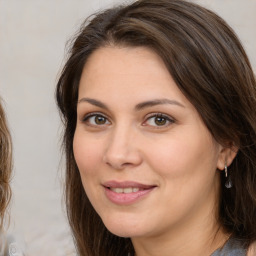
[224,164,228,178]
[224,162,232,189]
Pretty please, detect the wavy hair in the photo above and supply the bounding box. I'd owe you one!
[56,0,256,255]
[0,99,12,229]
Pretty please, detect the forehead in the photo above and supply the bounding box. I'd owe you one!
[78,46,185,100]
[82,46,167,77]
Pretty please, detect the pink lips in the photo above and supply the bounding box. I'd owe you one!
[103,181,156,205]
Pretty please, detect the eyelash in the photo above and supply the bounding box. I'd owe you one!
[82,112,110,126]
[81,112,175,128]
[143,113,175,128]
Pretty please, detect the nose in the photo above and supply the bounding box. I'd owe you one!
[103,125,142,170]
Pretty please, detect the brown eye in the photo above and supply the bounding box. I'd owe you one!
[154,116,167,126]
[144,114,174,127]
[83,114,110,126]
[95,115,107,125]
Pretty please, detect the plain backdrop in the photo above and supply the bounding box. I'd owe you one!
[0,0,255,255]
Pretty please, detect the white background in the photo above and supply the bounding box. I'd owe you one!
[0,0,255,255]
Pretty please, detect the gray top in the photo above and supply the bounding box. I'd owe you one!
[211,238,247,256]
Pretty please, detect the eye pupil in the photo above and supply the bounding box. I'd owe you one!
[95,116,106,124]
[155,116,166,126]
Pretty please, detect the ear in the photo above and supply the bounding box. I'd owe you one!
[217,143,238,170]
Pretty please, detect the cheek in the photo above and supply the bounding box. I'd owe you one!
[145,138,192,175]
[73,130,103,176]
[145,131,219,180]
[144,134,220,217]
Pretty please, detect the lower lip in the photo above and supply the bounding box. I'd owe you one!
[104,187,155,205]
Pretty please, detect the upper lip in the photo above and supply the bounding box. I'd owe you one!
[103,180,156,189]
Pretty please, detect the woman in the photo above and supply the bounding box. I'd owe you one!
[56,0,256,255]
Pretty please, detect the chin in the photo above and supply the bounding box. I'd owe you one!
[102,217,147,238]
[107,227,144,238]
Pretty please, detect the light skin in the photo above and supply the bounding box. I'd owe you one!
[73,46,237,256]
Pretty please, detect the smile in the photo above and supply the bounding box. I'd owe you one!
[103,181,156,205]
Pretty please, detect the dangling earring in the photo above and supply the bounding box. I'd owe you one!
[224,162,232,189]
[225,164,228,177]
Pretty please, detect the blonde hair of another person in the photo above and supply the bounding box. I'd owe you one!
[0,99,12,230]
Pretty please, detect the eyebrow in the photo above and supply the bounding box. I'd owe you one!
[77,97,185,110]
[78,98,109,109]
[135,99,185,110]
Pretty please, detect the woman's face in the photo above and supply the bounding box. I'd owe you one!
[73,46,225,239]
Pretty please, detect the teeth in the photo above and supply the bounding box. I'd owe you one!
[124,188,133,193]
[114,188,123,193]
[110,187,140,193]
[132,188,139,192]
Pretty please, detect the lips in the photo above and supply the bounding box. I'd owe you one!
[103,181,156,205]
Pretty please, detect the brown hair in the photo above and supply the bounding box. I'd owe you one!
[56,0,256,255]
[0,99,12,229]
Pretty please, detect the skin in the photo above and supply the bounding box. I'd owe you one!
[73,46,237,256]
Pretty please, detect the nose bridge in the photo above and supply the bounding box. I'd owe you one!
[111,122,131,150]
[103,121,141,169]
